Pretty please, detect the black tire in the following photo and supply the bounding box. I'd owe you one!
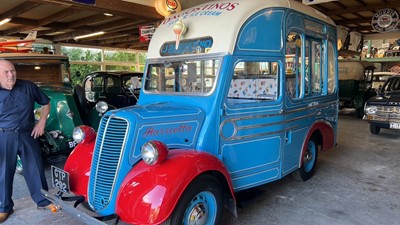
[356,108,364,119]
[292,136,319,181]
[369,124,380,135]
[81,202,95,212]
[162,174,223,225]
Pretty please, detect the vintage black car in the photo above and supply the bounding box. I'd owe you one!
[338,61,376,118]
[74,71,142,128]
[364,74,400,134]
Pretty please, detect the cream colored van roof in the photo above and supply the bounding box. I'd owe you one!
[147,0,335,59]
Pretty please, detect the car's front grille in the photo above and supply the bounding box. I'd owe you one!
[88,115,128,211]
[372,106,400,121]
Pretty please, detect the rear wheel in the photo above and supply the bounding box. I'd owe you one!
[292,136,318,181]
[162,174,223,225]
[369,124,380,135]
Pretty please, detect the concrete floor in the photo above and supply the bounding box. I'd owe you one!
[4,110,400,225]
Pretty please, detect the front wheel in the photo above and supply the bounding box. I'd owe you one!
[356,108,364,118]
[369,124,380,135]
[293,136,319,181]
[162,174,223,225]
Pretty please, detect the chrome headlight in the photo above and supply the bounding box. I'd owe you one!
[365,106,378,115]
[141,141,168,165]
[34,108,42,121]
[95,101,108,113]
[72,125,96,144]
[72,126,85,144]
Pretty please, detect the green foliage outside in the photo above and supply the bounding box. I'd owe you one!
[61,47,146,85]
[70,64,101,85]
[105,65,136,71]
[104,51,136,63]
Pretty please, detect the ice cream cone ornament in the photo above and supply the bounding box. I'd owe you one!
[173,18,186,50]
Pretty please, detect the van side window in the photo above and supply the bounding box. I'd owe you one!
[305,39,325,96]
[285,32,303,99]
[228,61,278,102]
[311,41,322,95]
[328,41,336,94]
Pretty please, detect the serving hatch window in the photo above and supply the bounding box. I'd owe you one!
[144,59,220,95]
[228,61,279,101]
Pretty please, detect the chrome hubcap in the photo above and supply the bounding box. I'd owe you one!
[304,150,312,164]
[187,204,207,225]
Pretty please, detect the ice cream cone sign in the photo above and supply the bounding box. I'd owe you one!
[173,18,186,50]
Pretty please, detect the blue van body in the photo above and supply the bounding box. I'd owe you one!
[54,1,338,224]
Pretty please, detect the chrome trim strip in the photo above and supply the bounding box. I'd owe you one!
[220,100,337,141]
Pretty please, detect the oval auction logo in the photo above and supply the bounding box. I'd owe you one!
[371,8,399,32]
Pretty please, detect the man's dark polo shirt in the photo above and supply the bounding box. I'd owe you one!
[0,79,50,131]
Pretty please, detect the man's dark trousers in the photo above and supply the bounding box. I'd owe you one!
[0,130,51,213]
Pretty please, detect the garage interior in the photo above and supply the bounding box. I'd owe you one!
[0,0,399,50]
[2,0,400,225]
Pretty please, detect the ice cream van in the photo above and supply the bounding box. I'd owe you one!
[45,1,339,224]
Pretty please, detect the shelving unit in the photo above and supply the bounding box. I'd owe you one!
[364,57,400,63]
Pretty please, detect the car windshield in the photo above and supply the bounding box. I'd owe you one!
[372,73,395,89]
[123,75,142,90]
[382,77,400,93]
[144,58,220,95]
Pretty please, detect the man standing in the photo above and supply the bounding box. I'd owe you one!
[0,59,59,223]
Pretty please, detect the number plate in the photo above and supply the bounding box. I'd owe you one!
[66,141,77,150]
[51,165,70,194]
[390,123,400,129]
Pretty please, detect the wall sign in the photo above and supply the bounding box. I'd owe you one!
[139,24,155,42]
[371,8,399,33]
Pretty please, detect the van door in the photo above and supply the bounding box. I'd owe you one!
[219,59,285,191]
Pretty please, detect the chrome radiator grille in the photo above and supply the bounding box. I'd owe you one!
[88,115,128,211]
[372,106,400,121]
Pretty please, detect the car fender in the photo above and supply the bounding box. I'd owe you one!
[64,140,95,199]
[306,120,335,151]
[115,149,235,225]
[298,121,335,167]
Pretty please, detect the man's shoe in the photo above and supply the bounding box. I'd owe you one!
[0,209,13,223]
[37,203,61,213]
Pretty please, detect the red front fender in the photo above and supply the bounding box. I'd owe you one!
[64,141,95,199]
[115,150,235,225]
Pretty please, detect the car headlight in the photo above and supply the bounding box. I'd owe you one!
[141,141,168,165]
[365,106,378,115]
[34,108,42,121]
[95,101,108,113]
[72,125,96,144]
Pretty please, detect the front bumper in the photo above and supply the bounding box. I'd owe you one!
[41,189,108,225]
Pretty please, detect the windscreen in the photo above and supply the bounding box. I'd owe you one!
[144,58,220,95]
